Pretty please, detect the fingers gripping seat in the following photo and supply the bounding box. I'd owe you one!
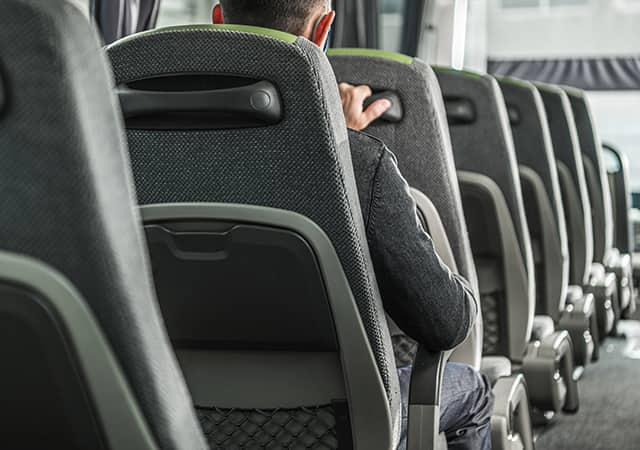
[328,50,534,450]
[0,1,206,449]
[107,25,447,449]
[565,87,627,328]
[536,83,604,360]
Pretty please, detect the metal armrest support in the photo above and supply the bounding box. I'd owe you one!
[491,374,534,450]
[559,288,597,366]
[606,251,634,317]
[522,331,579,413]
[407,348,447,450]
[585,265,616,337]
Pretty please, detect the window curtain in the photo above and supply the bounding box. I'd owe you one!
[92,0,160,44]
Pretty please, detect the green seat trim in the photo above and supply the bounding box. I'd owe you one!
[112,24,297,46]
[432,65,486,80]
[327,48,413,65]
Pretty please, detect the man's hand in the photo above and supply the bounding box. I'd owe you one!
[338,82,391,131]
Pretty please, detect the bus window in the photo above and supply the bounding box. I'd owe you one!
[156,0,212,28]
[378,0,407,53]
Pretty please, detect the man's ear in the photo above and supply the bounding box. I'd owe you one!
[311,11,335,48]
[212,4,224,24]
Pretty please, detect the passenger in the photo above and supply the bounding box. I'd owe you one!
[213,2,494,449]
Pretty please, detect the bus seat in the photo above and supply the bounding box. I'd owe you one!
[329,49,537,449]
[565,87,631,325]
[108,25,448,450]
[603,143,636,318]
[328,49,482,370]
[434,68,577,419]
[434,67,535,363]
[499,78,594,371]
[537,83,612,352]
[0,0,206,449]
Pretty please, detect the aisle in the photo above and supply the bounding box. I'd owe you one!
[536,321,640,450]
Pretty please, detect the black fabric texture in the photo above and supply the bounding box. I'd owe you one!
[0,1,206,449]
[488,56,640,91]
[330,55,479,297]
[197,405,338,450]
[348,130,475,353]
[107,27,400,421]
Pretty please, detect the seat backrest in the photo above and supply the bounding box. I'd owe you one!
[434,67,535,362]
[564,87,614,263]
[603,143,633,254]
[328,49,482,369]
[536,83,594,286]
[328,49,479,294]
[0,1,205,449]
[499,78,569,321]
[108,25,401,448]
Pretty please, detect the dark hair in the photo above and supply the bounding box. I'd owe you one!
[218,0,325,35]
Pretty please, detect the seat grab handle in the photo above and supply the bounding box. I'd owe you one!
[116,80,282,124]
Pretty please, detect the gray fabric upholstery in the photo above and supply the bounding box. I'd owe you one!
[434,68,535,360]
[536,83,594,286]
[434,68,533,265]
[0,1,206,449]
[107,26,401,436]
[329,54,479,296]
[565,87,614,264]
[499,78,569,321]
[329,53,482,370]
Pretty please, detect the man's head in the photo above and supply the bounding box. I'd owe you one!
[213,0,334,48]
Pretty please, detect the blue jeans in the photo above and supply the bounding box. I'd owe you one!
[398,363,494,450]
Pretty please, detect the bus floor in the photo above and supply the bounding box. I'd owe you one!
[535,319,640,450]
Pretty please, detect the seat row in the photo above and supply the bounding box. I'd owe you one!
[0,1,634,449]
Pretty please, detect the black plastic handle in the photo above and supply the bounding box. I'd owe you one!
[363,91,404,123]
[444,97,476,125]
[506,104,521,125]
[117,80,282,124]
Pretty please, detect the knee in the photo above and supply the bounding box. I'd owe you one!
[445,363,494,418]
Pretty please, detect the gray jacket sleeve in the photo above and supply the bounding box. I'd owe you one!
[365,148,477,352]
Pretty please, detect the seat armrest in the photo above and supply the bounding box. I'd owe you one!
[407,347,447,450]
[522,330,579,413]
[481,356,512,385]
[531,315,555,341]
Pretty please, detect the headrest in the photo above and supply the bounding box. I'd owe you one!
[0,0,205,447]
[328,48,478,292]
